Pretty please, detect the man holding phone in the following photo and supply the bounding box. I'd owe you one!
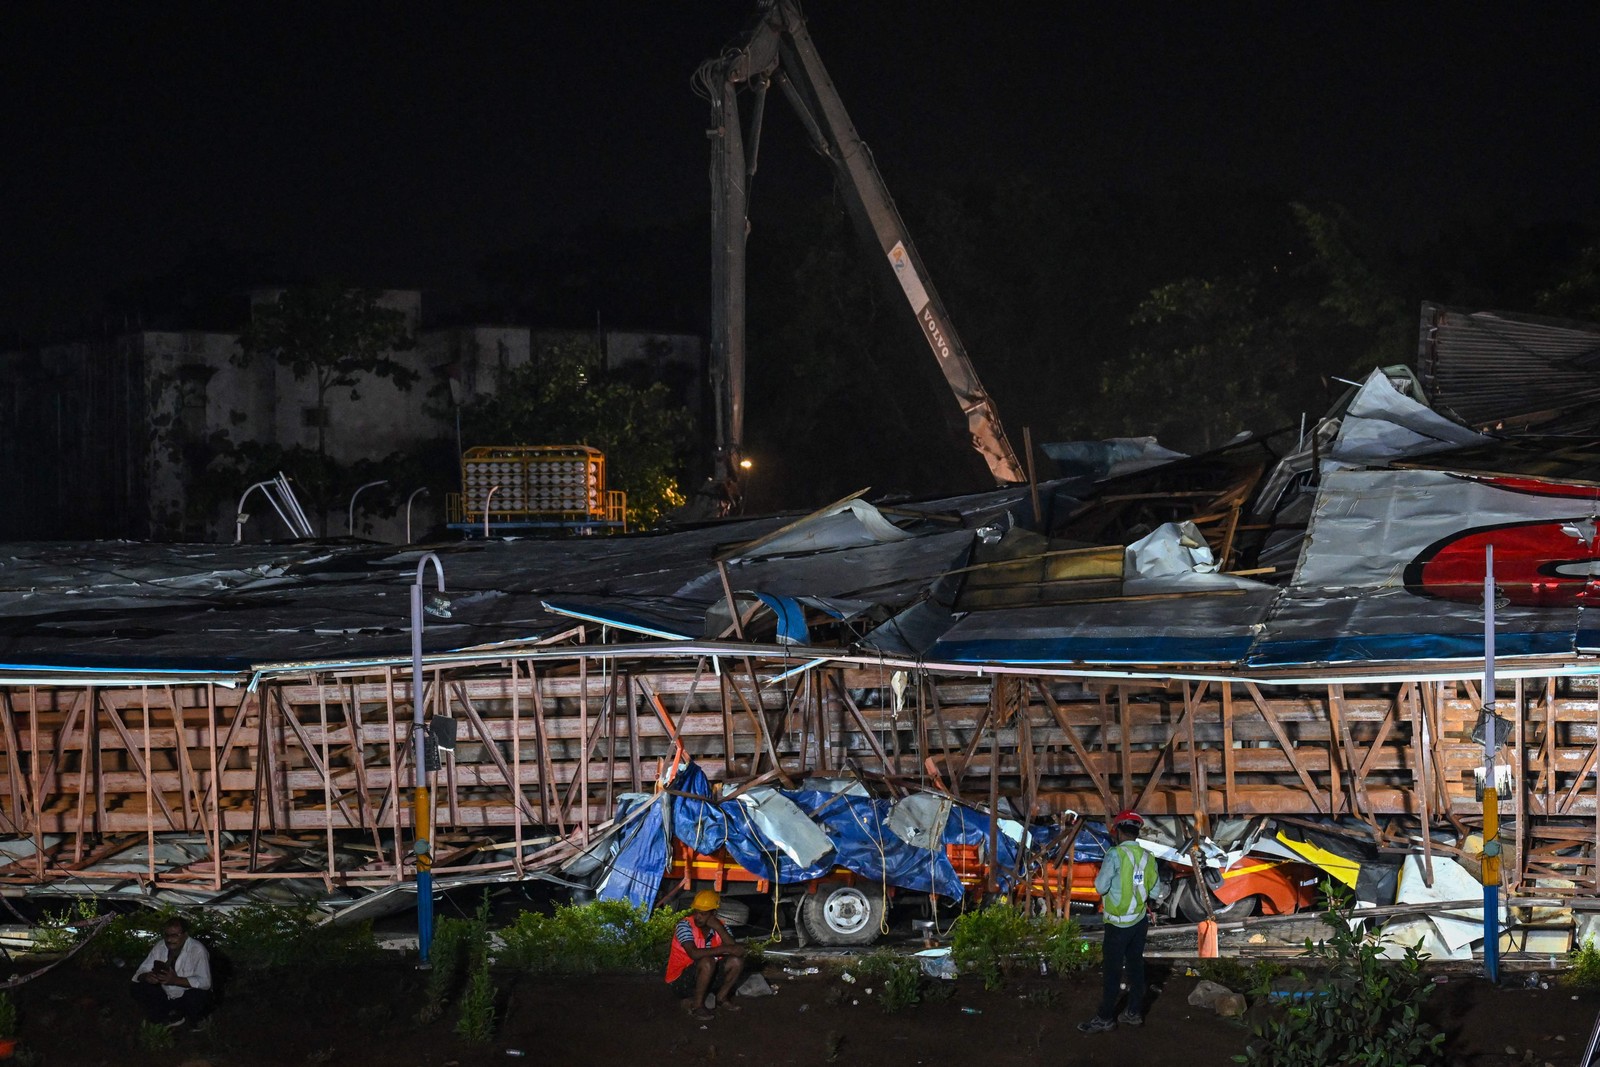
[131,917,213,1029]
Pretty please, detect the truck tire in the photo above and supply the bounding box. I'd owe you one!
[799,882,884,946]
[1176,879,1259,923]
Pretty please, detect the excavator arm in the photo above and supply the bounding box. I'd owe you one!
[696,0,1026,507]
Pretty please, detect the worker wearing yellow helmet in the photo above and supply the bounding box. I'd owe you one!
[664,889,747,1020]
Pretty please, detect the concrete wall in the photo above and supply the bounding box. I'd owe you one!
[0,293,701,544]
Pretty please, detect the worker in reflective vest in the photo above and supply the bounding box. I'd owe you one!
[1079,810,1161,1034]
[665,890,747,1020]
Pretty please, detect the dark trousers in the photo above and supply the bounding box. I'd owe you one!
[131,981,211,1023]
[1097,917,1149,1020]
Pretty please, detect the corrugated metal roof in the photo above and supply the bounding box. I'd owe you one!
[1417,302,1600,433]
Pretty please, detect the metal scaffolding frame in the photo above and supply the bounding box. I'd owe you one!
[1,642,1596,898]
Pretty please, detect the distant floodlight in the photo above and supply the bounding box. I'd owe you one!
[738,458,754,470]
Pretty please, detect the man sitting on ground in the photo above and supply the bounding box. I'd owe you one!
[131,917,213,1029]
[664,890,746,1020]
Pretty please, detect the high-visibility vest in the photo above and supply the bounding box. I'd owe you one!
[1102,841,1159,928]
[664,919,722,983]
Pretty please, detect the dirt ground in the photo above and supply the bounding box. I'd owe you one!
[5,950,1599,1067]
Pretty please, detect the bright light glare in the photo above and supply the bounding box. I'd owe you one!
[738,459,754,470]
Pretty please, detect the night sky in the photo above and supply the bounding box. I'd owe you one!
[4,2,1598,341]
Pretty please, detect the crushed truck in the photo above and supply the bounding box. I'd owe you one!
[565,759,1319,946]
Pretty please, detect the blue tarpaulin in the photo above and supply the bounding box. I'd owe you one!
[594,794,671,910]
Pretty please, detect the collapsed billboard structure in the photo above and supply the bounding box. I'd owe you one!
[2,305,1599,947]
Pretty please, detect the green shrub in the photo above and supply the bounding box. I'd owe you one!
[1565,936,1600,989]
[951,903,1032,990]
[454,896,497,1044]
[419,917,472,1023]
[75,909,166,968]
[879,957,923,1013]
[844,951,924,1013]
[1236,899,1444,1067]
[204,904,379,970]
[500,900,685,975]
[1041,916,1099,974]
[32,899,100,954]
[950,904,1098,989]
[455,954,497,1043]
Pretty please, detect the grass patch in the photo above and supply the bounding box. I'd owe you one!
[500,899,685,975]
[1199,957,1284,995]
[135,1019,175,1052]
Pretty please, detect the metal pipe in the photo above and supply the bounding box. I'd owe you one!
[405,488,429,544]
[347,480,389,536]
[273,473,314,536]
[411,552,446,963]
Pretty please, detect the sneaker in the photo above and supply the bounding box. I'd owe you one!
[1077,1016,1116,1034]
[1118,1010,1143,1027]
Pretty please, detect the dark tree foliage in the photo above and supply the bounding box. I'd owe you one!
[235,285,417,532]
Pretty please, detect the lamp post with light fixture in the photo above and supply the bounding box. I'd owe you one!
[410,553,449,963]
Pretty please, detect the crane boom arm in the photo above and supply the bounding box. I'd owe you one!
[701,0,1026,493]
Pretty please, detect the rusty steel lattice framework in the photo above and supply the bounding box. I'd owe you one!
[0,650,1597,896]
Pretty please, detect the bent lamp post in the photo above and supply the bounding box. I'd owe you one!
[348,479,389,536]
[410,553,449,963]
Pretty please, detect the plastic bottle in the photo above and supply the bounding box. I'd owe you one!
[507,1051,527,1058]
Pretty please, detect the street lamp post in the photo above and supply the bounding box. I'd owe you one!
[1481,545,1501,984]
[405,487,430,544]
[348,480,390,536]
[410,553,447,963]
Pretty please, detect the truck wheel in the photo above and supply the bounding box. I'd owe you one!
[1176,880,1259,923]
[800,883,884,946]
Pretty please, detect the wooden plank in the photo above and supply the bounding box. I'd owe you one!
[1033,680,1114,815]
[1242,682,1325,814]
[1221,682,1236,811]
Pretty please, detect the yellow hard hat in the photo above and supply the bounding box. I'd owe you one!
[691,889,721,912]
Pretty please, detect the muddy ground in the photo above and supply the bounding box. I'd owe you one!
[4,949,1597,1067]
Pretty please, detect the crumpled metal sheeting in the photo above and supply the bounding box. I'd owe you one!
[929,584,1278,666]
[1419,302,1600,434]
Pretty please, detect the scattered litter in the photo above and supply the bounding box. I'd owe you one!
[799,1005,810,1013]
[783,967,820,976]
[1247,933,1267,944]
[864,987,873,995]
[851,999,859,1006]
[737,973,776,997]
[961,1007,982,1015]
[840,972,857,984]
